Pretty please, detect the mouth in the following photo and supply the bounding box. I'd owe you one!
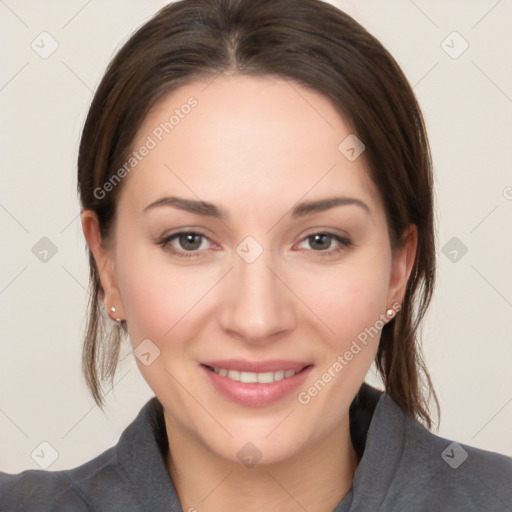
[200,360,314,407]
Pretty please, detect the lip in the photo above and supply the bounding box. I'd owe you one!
[200,361,313,407]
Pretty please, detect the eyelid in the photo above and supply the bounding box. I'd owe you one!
[155,229,216,257]
[294,231,352,256]
[298,226,352,241]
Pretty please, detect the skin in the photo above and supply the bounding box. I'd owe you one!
[82,74,417,512]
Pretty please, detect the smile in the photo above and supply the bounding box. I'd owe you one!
[200,361,313,407]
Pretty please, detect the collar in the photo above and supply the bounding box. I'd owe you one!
[116,382,387,511]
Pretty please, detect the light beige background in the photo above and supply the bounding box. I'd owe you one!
[1,0,511,472]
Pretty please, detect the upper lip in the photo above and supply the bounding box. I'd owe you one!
[201,359,312,373]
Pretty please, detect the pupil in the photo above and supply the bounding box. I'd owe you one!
[181,234,201,250]
[311,234,330,250]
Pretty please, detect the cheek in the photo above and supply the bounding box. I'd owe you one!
[117,264,169,341]
[118,264,190,341]
[302,249,392,345]
[114,242,215,397]
[291,253,391,423]
[115,236,220,346]
[114,230,175,340]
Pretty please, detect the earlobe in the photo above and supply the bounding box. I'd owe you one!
[81,210,125,321]
[387,224,418,307]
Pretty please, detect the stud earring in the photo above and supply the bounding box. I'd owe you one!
[386,304,403,318]
[108,305,122,323]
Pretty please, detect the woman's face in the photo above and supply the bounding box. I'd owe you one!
[84,74,414,465]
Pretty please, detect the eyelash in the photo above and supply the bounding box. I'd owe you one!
[155,230,352,259]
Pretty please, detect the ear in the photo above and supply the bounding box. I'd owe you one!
[386,224,418,309]
[81,210,125,321]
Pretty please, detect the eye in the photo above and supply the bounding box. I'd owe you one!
[296,231,352,257]
[156,231,213,258]
[156,230,352,259]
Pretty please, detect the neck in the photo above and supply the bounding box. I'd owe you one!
[164,413,359,512]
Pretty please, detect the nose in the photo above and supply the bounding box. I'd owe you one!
[218,244,297,344]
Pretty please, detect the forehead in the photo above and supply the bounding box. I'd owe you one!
[121,74,382,217]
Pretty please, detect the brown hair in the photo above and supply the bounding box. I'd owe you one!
[78,0,439,427]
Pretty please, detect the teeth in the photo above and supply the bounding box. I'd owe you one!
[257,372,274,384]
[210,367,300,383]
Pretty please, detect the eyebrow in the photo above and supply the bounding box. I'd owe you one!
[143,195,371,219]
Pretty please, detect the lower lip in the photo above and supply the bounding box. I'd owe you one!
[200,364,313,407]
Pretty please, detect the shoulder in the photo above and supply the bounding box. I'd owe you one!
[0,446,119,511]
[0,397,170,512]
[406,415,512,509]
[381,393,512,511]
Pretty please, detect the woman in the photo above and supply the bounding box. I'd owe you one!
[1,0,511,510]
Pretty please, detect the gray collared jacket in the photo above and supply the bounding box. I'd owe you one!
[1,384,511,511]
